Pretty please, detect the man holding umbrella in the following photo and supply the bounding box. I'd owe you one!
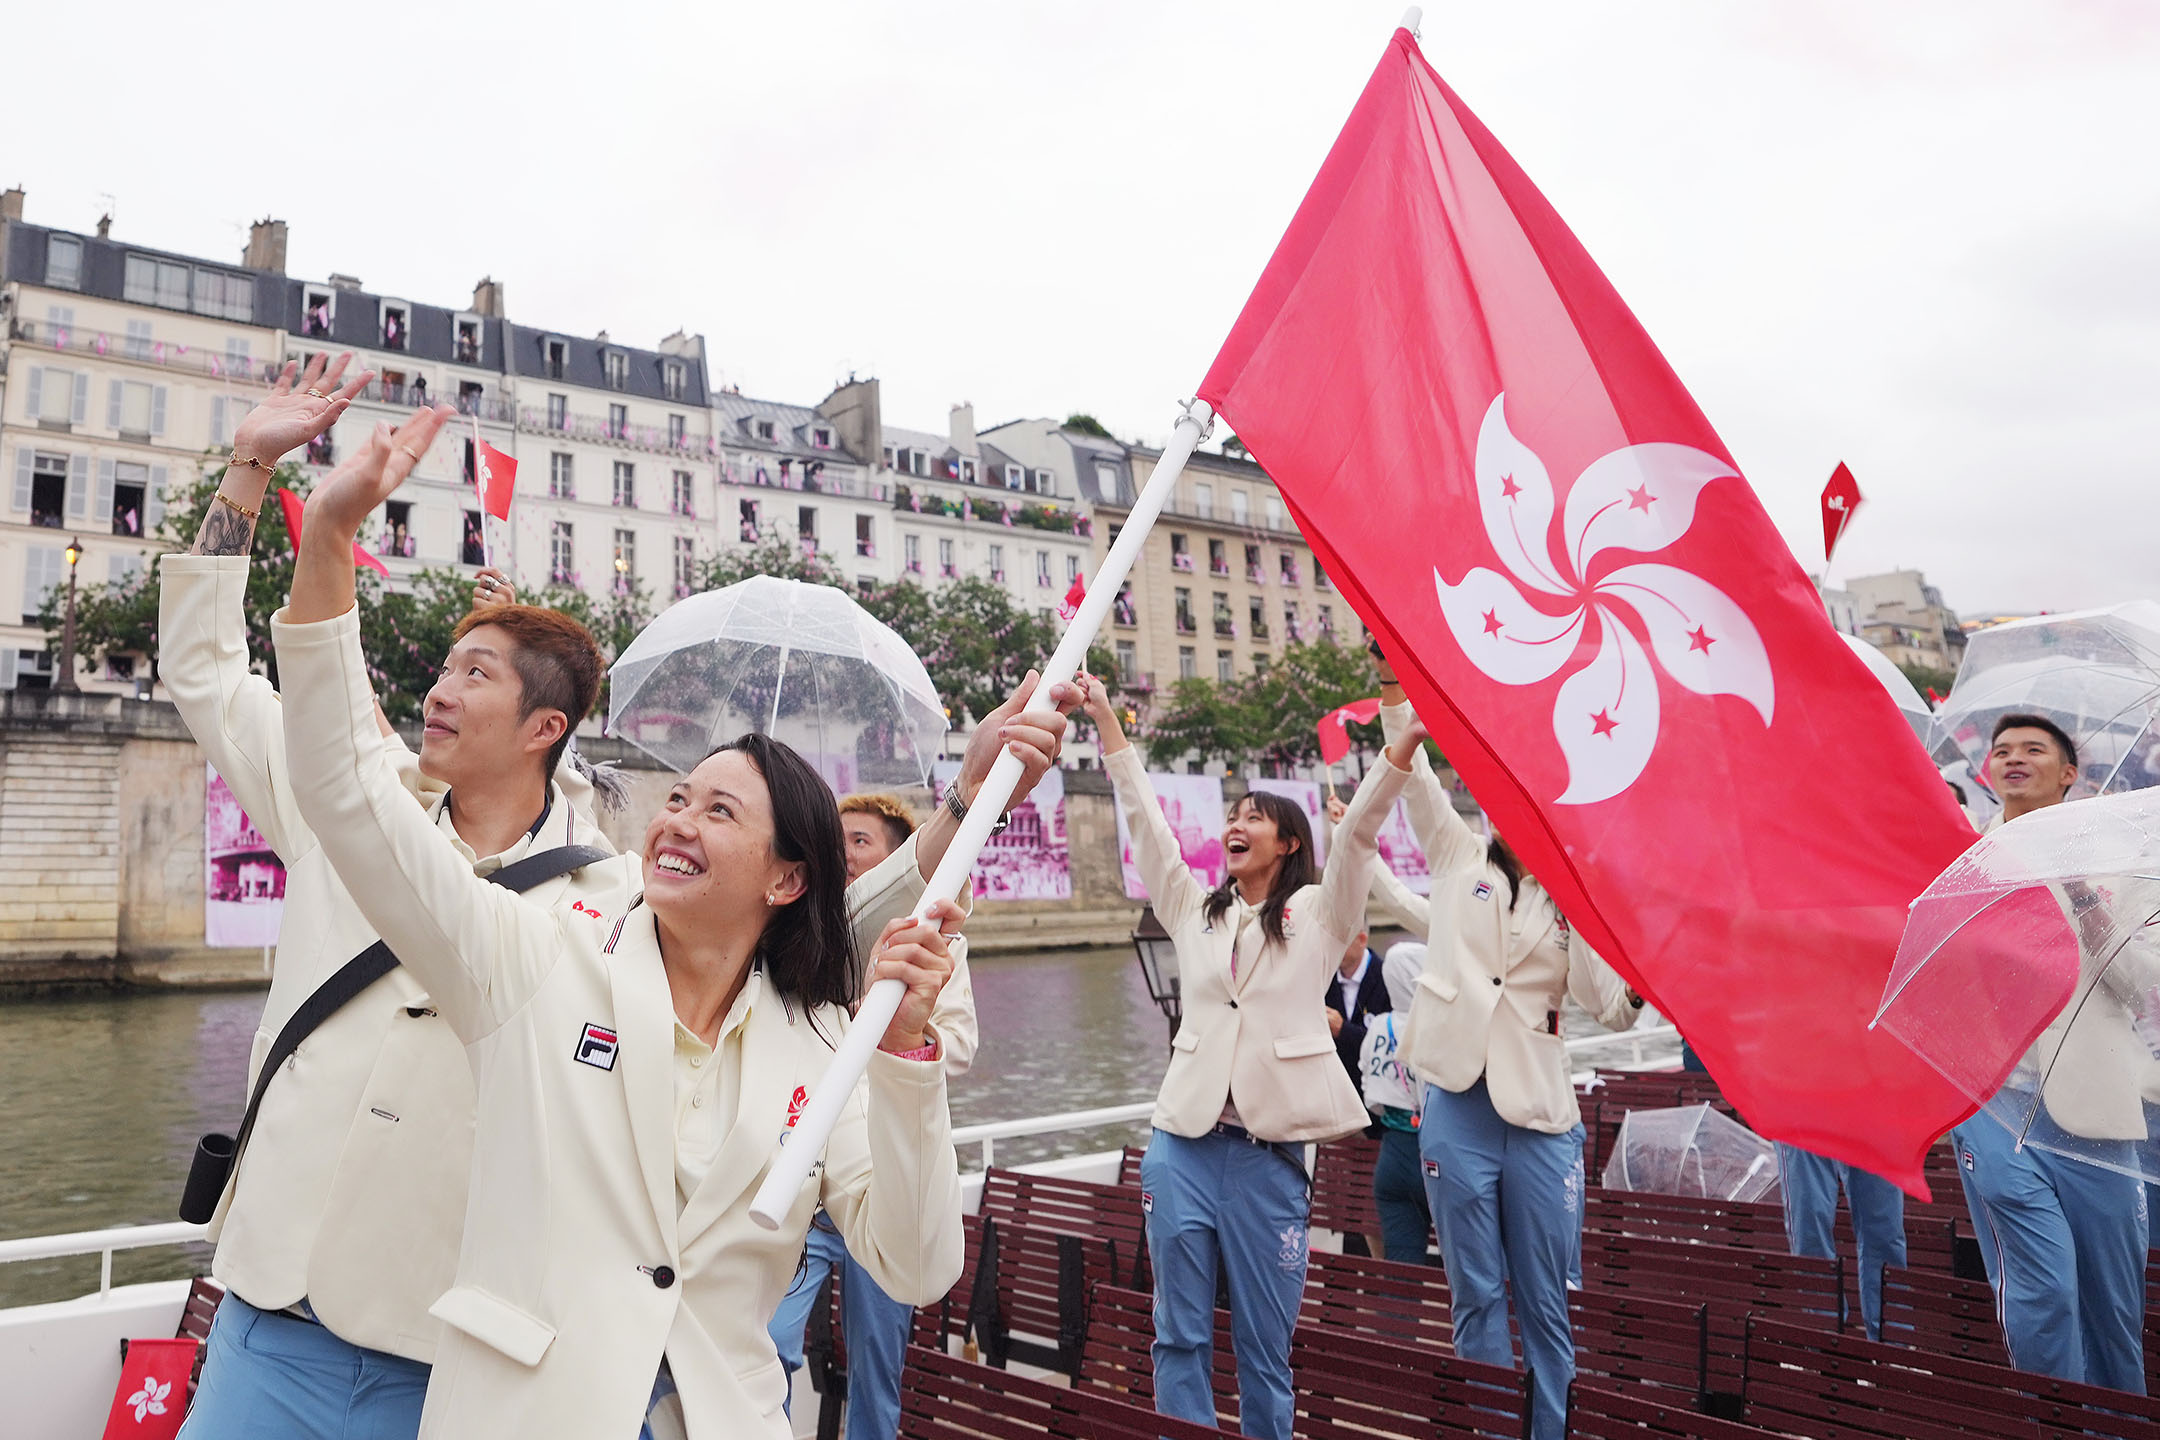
[1950,711,2149,1393]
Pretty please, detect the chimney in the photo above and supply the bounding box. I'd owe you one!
[471,276,505,317]
[0,188,23,223]
[328,272,363,292]
[96,213,112,239]
[949,402,976,453]
[244,218,288,273]
[658,330,705,362]
[595,329,610,346]
[815,377,882,469]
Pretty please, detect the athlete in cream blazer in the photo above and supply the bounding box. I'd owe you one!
[1121,746,1410,1145]
[1381,701,1637,1134]
[273,605,964,1440]
[160,552,639,1361]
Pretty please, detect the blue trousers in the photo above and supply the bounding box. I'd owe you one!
[1567,1122,1586,1290]
[1141,1129,1310,1440]
[1421,1080,1577,1440]
[768,1214,915,1440]
[1776,1144,1907,1341]
[1373,1126,1436,1266]
[1952,1119,2148,1392]
[178,1294,428,1440]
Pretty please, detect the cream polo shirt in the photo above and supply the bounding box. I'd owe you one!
[672,973,760,1210]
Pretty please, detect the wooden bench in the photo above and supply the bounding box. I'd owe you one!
[1308,1133,1384,1253]
[979,1167,1149,1289]
[967,1214,1122,1380]
[178,1276,223,1406]
[1302,1248,1454,1354]
[1119,1145,1146,1188]
[1876,1264,2008,1366]
[1567,1380,1789,1440]
[1082,1282,1531,1440]
[900,1345,1232,1439]
[1743,1313,2160,1440]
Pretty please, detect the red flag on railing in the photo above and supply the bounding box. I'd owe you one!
[101,1337,196,1439]
[1196,26,1977,1191]
[1317,697,1382,766]
[475,439,517,521]
[277,488,388,577]
[1821,462,1863,563]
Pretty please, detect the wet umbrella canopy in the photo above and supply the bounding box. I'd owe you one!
[1876,786,2160,1183]
[1930,601,2160,801]
[1601,1104,1782,1204]
[606,576,948,789]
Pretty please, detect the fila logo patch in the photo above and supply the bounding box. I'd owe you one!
[1472,880,1494,901]
[1423,1158,1440,1178]
[1140,1191,1154,1214]
[1961,1148,1976,1172]
[575,1022,619,1071]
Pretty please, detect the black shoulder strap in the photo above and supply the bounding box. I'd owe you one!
[224,841,612,1161]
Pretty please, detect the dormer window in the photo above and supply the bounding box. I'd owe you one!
[1005,464,1023,490]
[604,351,628,390]
[911,452,928,478]
[756,419,776,441]
[882,444,895,468]
[46,236,82,290]
[455,318,482,364]
[812,426,833,449]
[381,303,409,351]
[304,289,334,338]
[960,458,977,484]
[661,361,685,400]
[1035,469,1054,494]
[545,338,568,379]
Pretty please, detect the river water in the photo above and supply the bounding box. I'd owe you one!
[0,947,1169,1308]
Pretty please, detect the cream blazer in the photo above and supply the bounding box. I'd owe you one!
[1112,745,1408,1144]
[1381,702,1638,1134]
[161,556,627,1358]
[273,606,963,1440]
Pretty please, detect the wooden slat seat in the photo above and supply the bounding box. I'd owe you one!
[1742,1313,2160,1440]
[900,1345,1232,1439]
[1307,1133,1384,1248]
[1875,1264,2008,1366]
[979,1167,1149,1289]
[969,1215,1121,1379]
[178,1276,224,1404]
[1568,1380,1789,1440]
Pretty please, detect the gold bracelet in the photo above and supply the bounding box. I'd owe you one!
[214,491,261,522]
[228,451,276,476]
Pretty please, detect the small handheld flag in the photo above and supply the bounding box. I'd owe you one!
[1821,462,1864,563]
[476,439,517,521]
[277,487,388,576]
[1317,697,1383,766]
[1059,574,1086,621]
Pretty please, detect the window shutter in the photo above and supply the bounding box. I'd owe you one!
[107,380,124,430]
[96,459,116,522]
[23,549,54,617]
[147,466,168,532]
[67,454,90,519]
[0,649,16,691]
[12,448,32,514]
[210,397,227,448]
[152,387,169,437]
[24,367,42,418]
[72,372,89,426]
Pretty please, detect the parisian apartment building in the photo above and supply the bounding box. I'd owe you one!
[0,192,1327,718]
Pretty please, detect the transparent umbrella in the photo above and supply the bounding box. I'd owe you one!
[607,576,948,793]
[1874,786,2160,1182]
[1929,602,2160,800]
[1842,631,1932,747]
[1601,1104,1782,1203]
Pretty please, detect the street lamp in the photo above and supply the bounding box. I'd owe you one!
[56,536,83,693]
[1131,904,1181,1044]
[613,553,629,596]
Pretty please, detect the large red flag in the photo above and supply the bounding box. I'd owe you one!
[1197,28,1978,1190]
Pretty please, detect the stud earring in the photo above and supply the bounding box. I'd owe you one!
[765,893,777,906]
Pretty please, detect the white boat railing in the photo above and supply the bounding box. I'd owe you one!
[2,1029,1680,1289]
[0,1221,206,1299]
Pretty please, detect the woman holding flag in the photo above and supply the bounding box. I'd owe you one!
[1077,673,1411,1440]
[1378,675,1641,1440]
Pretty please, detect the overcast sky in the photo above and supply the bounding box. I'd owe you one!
[10,1,2154,614]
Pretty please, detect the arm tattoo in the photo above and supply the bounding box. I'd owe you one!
[193,498,256,557]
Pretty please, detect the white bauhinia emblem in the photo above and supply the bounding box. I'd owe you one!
[1434,394,1775,805]
[127,1376,172,1423]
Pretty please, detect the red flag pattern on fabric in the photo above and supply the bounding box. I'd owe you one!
[1821,462,1863,562]
[1196,28,1978,1191]
[1059,574,1086,621]
[101,1337,197,1438]
[476,439,517,521]
[278,487,389,577]
[1317,697,1383,766]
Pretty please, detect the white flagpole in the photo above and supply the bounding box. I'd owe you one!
[749,396,1215,1228]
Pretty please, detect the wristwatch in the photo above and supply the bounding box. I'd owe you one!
[946,784,1010,836]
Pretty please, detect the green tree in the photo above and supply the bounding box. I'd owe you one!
[1131,637,1383,772]
[1141,676,1254,768]
[1063,413,1112,439]
[1897,662,1957,701]
[695,529,852,590]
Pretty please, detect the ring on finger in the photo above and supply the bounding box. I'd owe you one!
[304,388,328,399]
[397,446,425,461]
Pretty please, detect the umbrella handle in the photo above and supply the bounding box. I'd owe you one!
[750,397,1215,1230]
